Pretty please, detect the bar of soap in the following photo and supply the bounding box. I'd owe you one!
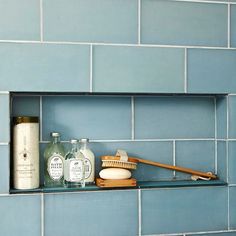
[99,168,131,180]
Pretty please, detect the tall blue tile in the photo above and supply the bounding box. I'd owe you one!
[142,187,228,235]
[229,96,236,138]
[0,145,9,193]
[0,195,41,236]
[188,49,236,93]
[231,5,236,47]
[135,97,215,139]
[217,97,227,139]
[141,1,227,47]
[45,191,138,236]
[0,93,9,142]
[43,0,138,43]
[217,141,227,182]
[190,232,236,236]
[229,187,236,229]
[42,96,131,140]
[89,141,173,181]
[228,142,236,184]
[0,0,40,40]
[12,96,40,117]
[175,141,215,179]
[93,46,185,93]
[0,44,90,92]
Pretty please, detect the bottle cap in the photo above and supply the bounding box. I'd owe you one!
[13,116,39,125]
[51,132,60,137]
[80,138,89,143]
[70,139,78,144]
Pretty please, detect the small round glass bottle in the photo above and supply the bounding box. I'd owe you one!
[64,139,85,188]
[44,132,65,187]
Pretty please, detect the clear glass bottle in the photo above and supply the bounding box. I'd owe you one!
[44,132,65,187]
[79,138,95,184]
[64,139,85,188]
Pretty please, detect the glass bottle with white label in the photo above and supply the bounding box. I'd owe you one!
[64,139,85,188]
[79,138,95,184]
[44,132,65,187]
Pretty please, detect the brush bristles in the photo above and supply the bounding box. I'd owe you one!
[102,160,137,170]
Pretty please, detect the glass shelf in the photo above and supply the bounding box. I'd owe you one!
[10,179,227,194]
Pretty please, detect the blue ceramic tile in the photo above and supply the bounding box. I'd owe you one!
[42,96,131,140]
[88,141,173,181]
[12,96,40,117]
[188,49,236,93]
[217,97,227,139]
[229,187,236,229]
[0,44,90,92]
[229,96,236,138]
[93,46,185,93]
[231,5,236,47]
[141,1,227,46]
[0,195,41,236]
[45,191,138,236]
[217,141,227,182]
[142,187,228,234]
[135,97,215,139]
[0,145,9,193]
[0,0,40,40]
[175,141,215,179]
[43,0,137,43]
[0,94,9,142]
[228,142,236,184]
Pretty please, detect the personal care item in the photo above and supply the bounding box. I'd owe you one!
[44,132,65,187]
[99,168,131,180]
[79,138,95,184]
[101,149,217,180]
[64,139,85,188]
[96,178,136,188]
[13,116,39,190]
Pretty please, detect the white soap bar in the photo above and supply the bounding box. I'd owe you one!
[99,168,132,180]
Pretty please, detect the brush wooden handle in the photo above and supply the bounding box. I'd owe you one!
[135,158,217,179]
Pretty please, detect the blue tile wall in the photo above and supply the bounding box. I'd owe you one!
[43,0,138,44]
[0,0,40,40]
[188,49,236,93]
[189,232,236,236]
[45,191,138,236]
[0,44,90,92]
[0,93,9,142]
[42,96,131,140]
[141,1,228,46]
[0,145,9,193]
[0,0,236,236]
[175,141,215,179]
[93,46,185,93]
[0,195,41,236]
[142,187,228,235]
[135,97,215,139]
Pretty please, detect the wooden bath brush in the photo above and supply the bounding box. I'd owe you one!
[101,150,217,180]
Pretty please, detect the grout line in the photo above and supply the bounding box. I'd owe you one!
[89,45,93,92]
[168,0,236,4]
[138,189,142,236]
[229,184,236,186]
[0,39,236,50]
[228,186,230,230]
[40,96,43,142]
[173,140,176,177]
[138,0,141,44]
[228,4,231,48]
[184,48,187,93]
[214,97,218,174]
[41,193,44,236]
[0,91,9,94]
[131,97,135,140]
[227,96,229,183]
[40,0,43,42]
[0,142,9,145]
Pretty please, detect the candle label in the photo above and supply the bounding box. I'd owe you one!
[47,154,64,180]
